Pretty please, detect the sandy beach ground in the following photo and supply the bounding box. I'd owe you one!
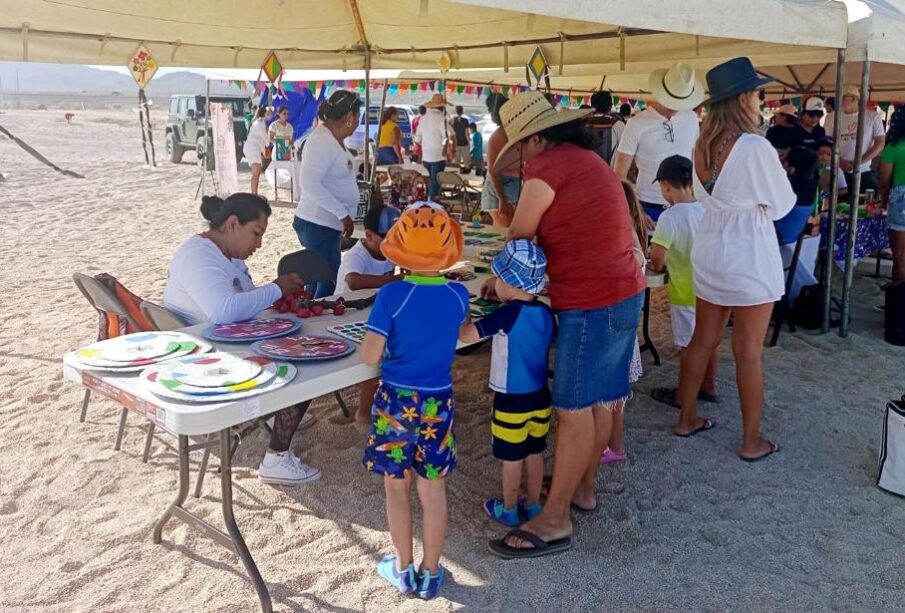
[1,108,904,612]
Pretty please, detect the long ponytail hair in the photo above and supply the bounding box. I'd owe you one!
[621,179,647,248]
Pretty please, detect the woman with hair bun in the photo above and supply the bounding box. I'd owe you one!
[294,89,364,297]
[164,192,322,486]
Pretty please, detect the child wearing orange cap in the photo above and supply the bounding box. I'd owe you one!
[360,202,467,600]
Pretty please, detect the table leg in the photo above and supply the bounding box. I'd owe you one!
[113,407,129,451]
[151,431,272,612]
[638,287,661,366]
[152,434,190,544]
[79,389,91,422]
[219,428,272,613]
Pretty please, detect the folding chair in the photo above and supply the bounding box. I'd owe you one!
[135,301,189,464]
[769,227,808,347]
[276,250,353,417]
[436,171,481,218]
[72,273,152,451]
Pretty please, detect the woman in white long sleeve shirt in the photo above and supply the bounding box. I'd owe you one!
[674,58,795,462]
[164,193,322,486]
[294,90,363,297]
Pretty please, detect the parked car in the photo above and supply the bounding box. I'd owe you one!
[165,94,249,170]
[345,104,416,161]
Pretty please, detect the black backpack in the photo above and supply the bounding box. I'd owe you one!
[587,113,623,165]
[886,281,905,346]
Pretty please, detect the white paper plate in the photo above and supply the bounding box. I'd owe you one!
[142,353,295,403]
[75,331,195,365]
[75,337,212,372]
[167,353,264,388]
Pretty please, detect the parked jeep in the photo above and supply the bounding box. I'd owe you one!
[165,94,249,170]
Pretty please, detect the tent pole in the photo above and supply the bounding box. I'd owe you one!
[821,48,845,333]
[363,46,371,184]
[370,78,389,187]
[839,59,871,338]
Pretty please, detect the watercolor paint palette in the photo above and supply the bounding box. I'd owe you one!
[327,321,368,344]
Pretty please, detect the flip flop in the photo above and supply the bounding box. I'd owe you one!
[652,387,722,408]
[488,528,573,559]
[570,502,597,514]
[674,418,716,438]
[740,442,780,463]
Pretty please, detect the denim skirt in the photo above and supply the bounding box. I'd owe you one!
[552,291,643,410]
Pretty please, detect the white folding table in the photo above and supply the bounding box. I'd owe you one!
[61,229,666,612]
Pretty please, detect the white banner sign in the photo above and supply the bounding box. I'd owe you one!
[210,103,238,197]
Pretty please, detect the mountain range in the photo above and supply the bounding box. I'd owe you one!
[0,62,240,96]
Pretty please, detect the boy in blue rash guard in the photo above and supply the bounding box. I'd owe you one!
[360,202,467,600]
[460,240,555,527]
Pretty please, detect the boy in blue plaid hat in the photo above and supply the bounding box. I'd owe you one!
[460,239,555,526]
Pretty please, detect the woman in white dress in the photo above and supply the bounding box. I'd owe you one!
[244,106,271,194]
[675,58,795,462]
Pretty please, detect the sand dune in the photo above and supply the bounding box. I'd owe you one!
[1,109,904,612]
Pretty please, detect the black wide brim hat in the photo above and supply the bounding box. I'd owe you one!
[702,57,774,106]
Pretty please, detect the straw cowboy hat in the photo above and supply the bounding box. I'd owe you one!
[424,93,448,109]
[492,90,592,173]
[380,202,463,271]
[774,103,799,117]
[648,63,705,112]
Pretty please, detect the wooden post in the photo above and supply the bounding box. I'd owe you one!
[138,89,150,165]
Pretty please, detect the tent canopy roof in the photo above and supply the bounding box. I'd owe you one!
[0,0,846,72]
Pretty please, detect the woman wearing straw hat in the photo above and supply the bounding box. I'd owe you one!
[675,57,795,462]
[414,93,451,199]
[484,91,645,559]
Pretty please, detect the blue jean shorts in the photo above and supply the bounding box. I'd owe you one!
[552,292,643,411]
[481,176,522,211]
[889,185,905,232]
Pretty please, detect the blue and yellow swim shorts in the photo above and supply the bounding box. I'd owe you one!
[362,381,457,480]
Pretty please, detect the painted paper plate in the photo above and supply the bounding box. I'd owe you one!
[75,333,208,368]
[142,353,295,402]
[252,335,354,361]
[76,340,213,373]
[167,353,265,388]
[202,318,300,342]
[76,332,189,365]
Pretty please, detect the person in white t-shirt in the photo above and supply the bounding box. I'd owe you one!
[268,105,294,159]
[415,94,451,199]
[647,155,719,409]
[826,85,886,199]
[613,63,704,226]
[334,205,404,423]
[163,193,324,487]
[243,106,272,195]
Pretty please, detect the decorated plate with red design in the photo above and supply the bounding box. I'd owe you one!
[252,335,354,361]
[202,318,300,342]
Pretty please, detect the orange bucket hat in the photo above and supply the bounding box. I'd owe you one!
[380,202,464,271]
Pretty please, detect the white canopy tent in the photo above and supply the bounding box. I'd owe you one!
[0,0,846,72]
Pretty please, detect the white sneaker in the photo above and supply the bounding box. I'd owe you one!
[265,411,315,431]
[258,451,322,486]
